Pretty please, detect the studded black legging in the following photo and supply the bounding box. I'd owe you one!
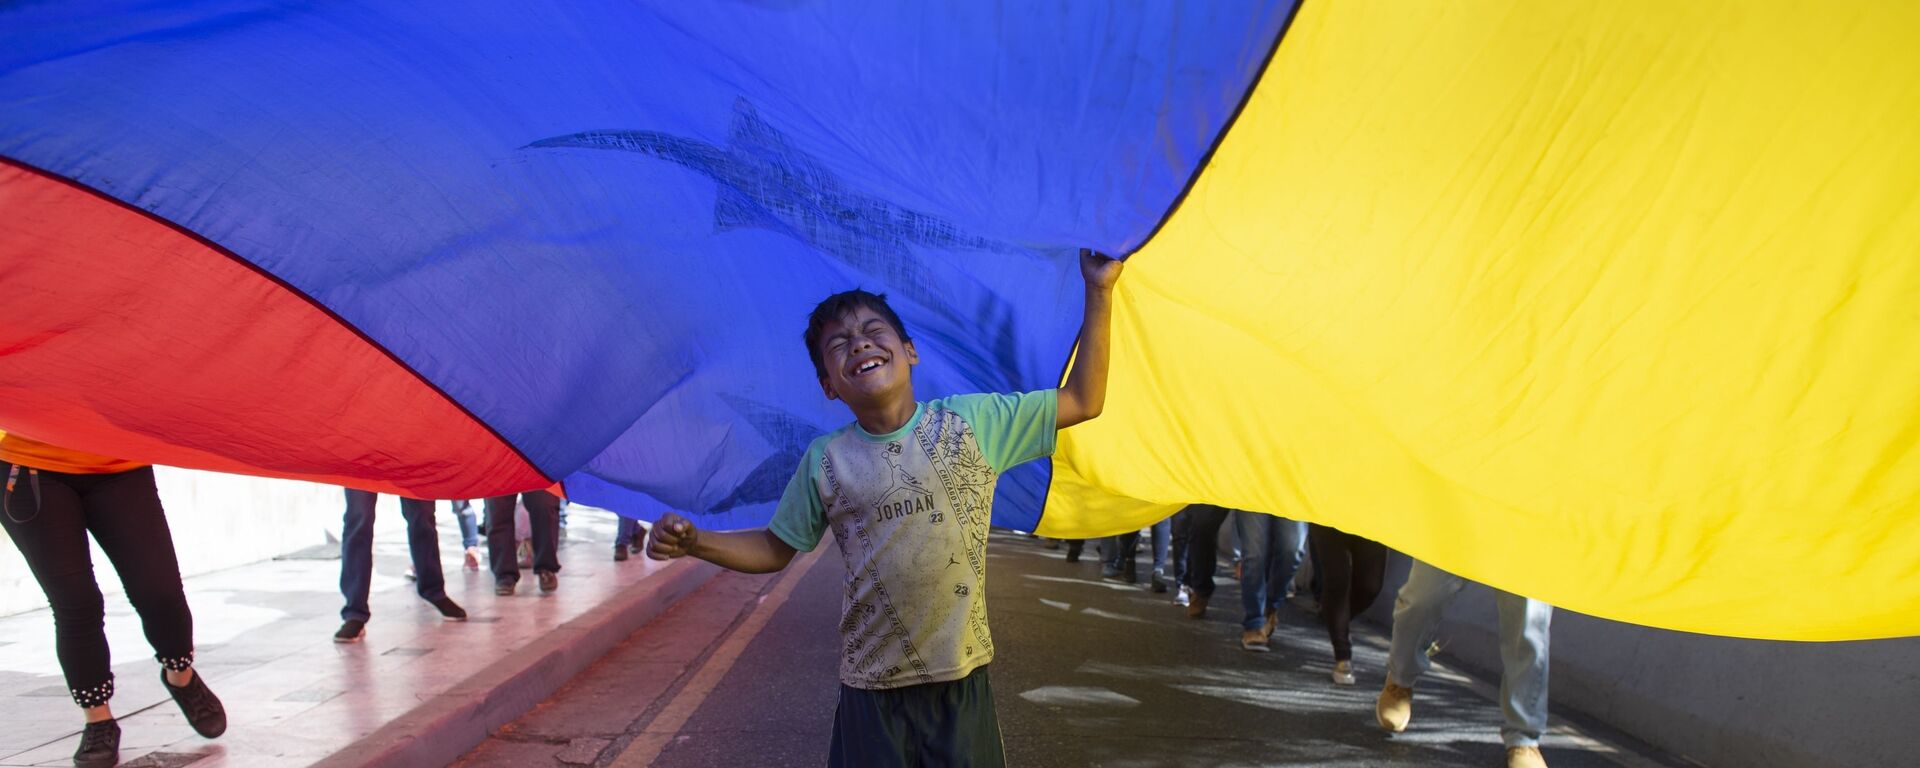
[1,464,195,708]
[1308,524,1388,662]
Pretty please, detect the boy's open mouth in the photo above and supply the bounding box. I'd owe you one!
[850,355,887,377]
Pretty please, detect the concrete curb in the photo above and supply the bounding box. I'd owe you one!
[309,558,720,768]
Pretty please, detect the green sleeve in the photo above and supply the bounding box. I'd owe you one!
[767,441,828,552]
[943,390,1058,473]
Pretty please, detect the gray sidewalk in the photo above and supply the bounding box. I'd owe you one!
[0,507,714,768]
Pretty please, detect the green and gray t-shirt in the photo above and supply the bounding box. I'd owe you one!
[769,390,1057,691]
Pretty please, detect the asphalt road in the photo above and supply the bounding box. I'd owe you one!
[458,531,1691,768]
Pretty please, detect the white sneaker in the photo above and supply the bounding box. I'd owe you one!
[1175,585,1193,607]
[1332,660,1356,686]
[463,547,481,571]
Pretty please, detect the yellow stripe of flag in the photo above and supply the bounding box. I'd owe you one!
[1044,0,1920,641]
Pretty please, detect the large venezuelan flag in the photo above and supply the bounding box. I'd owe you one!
[1,1,1915,640]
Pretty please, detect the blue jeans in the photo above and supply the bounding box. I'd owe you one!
[1149,517,1171,580]
[1386,560,1553,748]
[340,489,445,622]
[1232,511,1306,630]
[450,500,479,549]
[615,516,644,550]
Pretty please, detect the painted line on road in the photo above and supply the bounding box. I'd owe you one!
[609,549,827,768]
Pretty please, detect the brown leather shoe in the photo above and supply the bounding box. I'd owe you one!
[1261,609,1278,640]
[1186,593,1209,619]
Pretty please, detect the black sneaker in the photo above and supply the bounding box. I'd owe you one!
[613,546,629,562]
[537,570,559,593]
[1149,575,1169,594]
[163,669,227,738]
[73,718,118,768]
[333,619,366,644]
[429,596,468,622]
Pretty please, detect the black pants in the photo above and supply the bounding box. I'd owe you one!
[1308,524,1388,661]
[0,464,194,708]
[829,665,1004,767]
[1180,504,1232,597]
[484,490,561,583]
[1169,508,1191,586]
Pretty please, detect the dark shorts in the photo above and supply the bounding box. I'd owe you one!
[828,665,1005,768]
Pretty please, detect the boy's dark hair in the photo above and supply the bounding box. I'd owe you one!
[803,289,911,380]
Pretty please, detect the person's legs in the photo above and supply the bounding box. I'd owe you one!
[1386,560,1468,688]
[1103,531,1139,580]
[524,491,562,575]
[1269,518,1308,613]
[1495,591,1553,748]
[1307,535,1325,607]
[339,489,377,622]
[1,466,116,714]
[828,684,913,767]
[1232,511,1276,631]
[1378,559,1467,733]
[1349,535,1389,617]
[83,468,194,672]
[1150,517,1170,579]
[1121,530,1140,580]
[912,666,1006,767]
[614,516,639,549]
[399,498,446,602]
[1169,508,1192,587]
[83,468,227,740]
[1183,505,1227,598]
[451,500,480,550]
[483,495,520,586]
[1310,525,1359,661]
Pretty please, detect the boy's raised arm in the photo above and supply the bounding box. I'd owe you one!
[646,512,798,573]
[1057,248,1124,429]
